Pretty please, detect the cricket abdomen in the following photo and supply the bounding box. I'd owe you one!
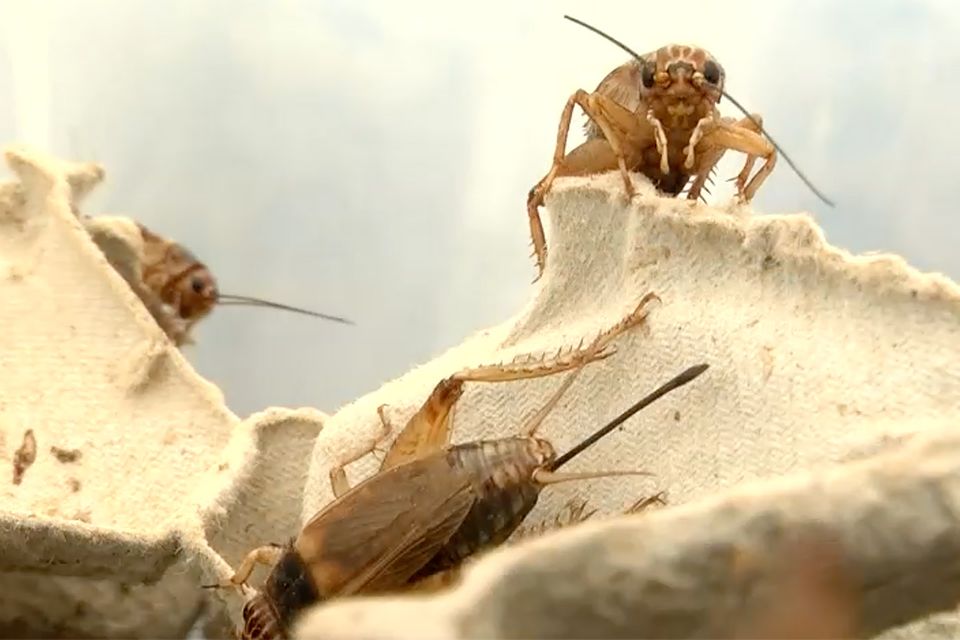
[240,547,318,640]
[412,437,554,580]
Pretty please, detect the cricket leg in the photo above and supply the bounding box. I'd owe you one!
[717,113,763,192]
[461,291,660,393]
[682,114,719,170]
[378,377,465,473]
[328,413,394,498]
[646,110,671,175]
[519,291,662,438]
[686,147,726,203]
[527,90,642,277]
[702,114,776,203]
[204,544,285,592]
[526,90,582,277]
[625,490,668,513]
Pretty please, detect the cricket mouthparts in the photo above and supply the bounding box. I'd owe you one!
[548,363,710,470]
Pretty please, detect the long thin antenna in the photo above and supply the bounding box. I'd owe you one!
[217,293,354,325]
[549,363,709,470]
[561,14,835,208]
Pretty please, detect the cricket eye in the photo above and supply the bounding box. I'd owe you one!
[641,62,656,89]
[703,60,722,85]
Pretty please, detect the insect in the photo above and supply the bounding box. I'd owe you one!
[208,295,709,639]
[88,219,353,346]
[525,15,834,278]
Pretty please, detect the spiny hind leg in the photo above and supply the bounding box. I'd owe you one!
[625,490,668,514]
[515,291,664,437]
[204,544,284,593]
[512,492,662,541]
[526,90,582,278]
[328,410,393,498]
[528,90,639,277]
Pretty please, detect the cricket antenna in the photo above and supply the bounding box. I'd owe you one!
[561,14,835,208]
[548,363,709,470]
[216,293,354,325]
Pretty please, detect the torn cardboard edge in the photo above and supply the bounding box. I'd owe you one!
[0,145,326,587]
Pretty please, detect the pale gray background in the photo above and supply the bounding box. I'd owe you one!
[2,0,957,417]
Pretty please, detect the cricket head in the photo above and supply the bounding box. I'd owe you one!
[638,45,725,115]
[161,261,220,322]
[563,15,723,128]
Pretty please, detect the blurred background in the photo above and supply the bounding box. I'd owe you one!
[1,0,957,417]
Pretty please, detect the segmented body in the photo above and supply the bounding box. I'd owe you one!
[409,437,555,581]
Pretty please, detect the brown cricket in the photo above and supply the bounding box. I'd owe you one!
[209,293,709,639]
[136,222,353,344]
[86,218,353,346]
[525,15,834,278]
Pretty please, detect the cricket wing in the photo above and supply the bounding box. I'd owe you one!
[584,58,644,139]
[338,482,475,595]
[296,454,476,596]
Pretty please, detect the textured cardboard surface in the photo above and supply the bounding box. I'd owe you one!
[290,171,960,638]
[2,145,958,637]
[0,146,324,636]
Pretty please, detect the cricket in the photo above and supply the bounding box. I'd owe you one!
[207,293,709,639]
[525,14,834,278]
[90,219,354,346]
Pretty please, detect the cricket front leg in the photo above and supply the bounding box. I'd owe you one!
[203,544,285,593]
[682,114,720,171]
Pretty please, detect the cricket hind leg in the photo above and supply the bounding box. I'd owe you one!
[519,291,660,438]
[625,490,668,513]
[376,377,465,473]
[527,89,643,278]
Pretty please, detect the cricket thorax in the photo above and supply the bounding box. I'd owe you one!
[242,548,319,640]
[410,438,555,580]
[639,44,724,130]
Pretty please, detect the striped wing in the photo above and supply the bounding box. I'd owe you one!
[584,58,644,140]
[297,453,475,596]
